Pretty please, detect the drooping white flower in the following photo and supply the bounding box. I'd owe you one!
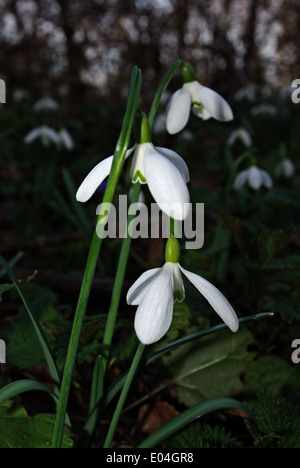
[233,83,257,102]
[227,128,252,148]
[275,158,295,179]
[12,89,29,102]
[250,104,278,117]
[127,238,239,345]
[166,63,233,135]
[233,165,273,191]
[33,97,59,112]
[76,114,191,221]
[24,125,60,147]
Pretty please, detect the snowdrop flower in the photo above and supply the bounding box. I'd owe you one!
[227,128,252,148]
[250,104,278,117]
[233,165,273,191]
[275,158,295,179]
[33,97,59,112]
[76,113,190,221]
[166,62,233,135]
[24,125,60,147]
[59,128,74,151]
[127,238,239,345]
[13,89,29,102]
[233,83,257,102]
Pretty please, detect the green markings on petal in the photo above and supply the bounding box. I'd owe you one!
[133,170,147,183]
[192,101,204,115]
[174,289,184,302]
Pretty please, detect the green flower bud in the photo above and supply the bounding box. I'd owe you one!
[165,237,181,263]
[181,62,196,84]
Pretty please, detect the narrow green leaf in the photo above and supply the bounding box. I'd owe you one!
[138,398,250,448]
[0,380,57,406]
[148,59,182,129]
[0,255,60,392]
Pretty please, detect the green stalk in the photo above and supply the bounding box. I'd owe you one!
[148,59,182,129]
[82,182,142,445]
[103,342,145,448]
[51,67,142,449]
[102,182,141,366]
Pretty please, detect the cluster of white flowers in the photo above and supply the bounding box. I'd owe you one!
[74,62,297,345]
[76,62,240,345]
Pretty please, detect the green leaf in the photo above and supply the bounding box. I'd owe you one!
[164,421,243,448]
[0,255,60,390]
[246,391,300,448]
[243,355,300,397]
[138,397,250,448]
[151,302,194,350]
[0,380,57,405]
[219,213,255,255]
[264,226,300,261]
[163,328,254,407]
[264,294,300,324]
[0,283,14,302]
[5,301,69,369]
[0,402,73,448]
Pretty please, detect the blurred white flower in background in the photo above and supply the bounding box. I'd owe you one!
[233,83,257,102]
[12,89,29,102]
[24,126,74,150]
[250,104,278,117]
[233,165,273,191]
[59,128,74,151]
[33,97,59,112]
[275,158,295,179]
[227,128,252,148]
[24,125,60,147]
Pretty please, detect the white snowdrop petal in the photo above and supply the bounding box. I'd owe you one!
[185,81,233,122]
[282,159,295,178]
[24,128,41,143]
[240,129,252,147]
[60,129,74,150]
[261,170,273,188]
[76,147,134,203]
[144,146,190,221]
[76,156,114,202]
[179,265,239,333]
[233,170,249,190]
[166,87,191,134]
[248,166,262,190]
[134,264,174,345]
[43,127,60,144]
[126,267,162,306]
[155,146,190,183]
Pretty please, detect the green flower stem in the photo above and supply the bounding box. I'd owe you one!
[148,59,182,129]
[51,66,141,449]
[102,182,142,368]
[103,342,145,448]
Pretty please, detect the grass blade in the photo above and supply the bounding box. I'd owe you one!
[0,255,60,392]
[138,397,250,448]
